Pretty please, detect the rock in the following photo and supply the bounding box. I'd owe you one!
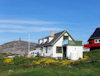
[0,40,37,55]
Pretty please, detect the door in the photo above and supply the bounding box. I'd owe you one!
[63,46,66,58]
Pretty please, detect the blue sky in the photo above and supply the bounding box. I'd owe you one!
[0,0,100,44]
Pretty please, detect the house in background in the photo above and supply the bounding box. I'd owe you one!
[84,28,100,51]
[36,30,83,60]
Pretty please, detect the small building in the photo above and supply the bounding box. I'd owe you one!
[35,30,83,60]
[84,28,100,50]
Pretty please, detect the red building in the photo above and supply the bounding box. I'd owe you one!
[84,28,100,50]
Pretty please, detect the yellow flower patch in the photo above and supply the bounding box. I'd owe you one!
[4,58,13,63]
[45,59,59,64]
[80,58,87,60]
[61,60,73,66]
[32,58,59,65]
[84,55,89,58]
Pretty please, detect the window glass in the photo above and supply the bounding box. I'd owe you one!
[63,36,68,40]
[95,39,100,43]
[95,40,98,43]
[63,36,68,45]
[56,47,62,53]
[99,40,100,42]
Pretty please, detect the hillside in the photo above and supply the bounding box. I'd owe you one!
[84,49,100,60]
[0,40,37,55]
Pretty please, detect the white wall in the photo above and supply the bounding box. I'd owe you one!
[52,36,63,58]
[48,37,54,42]
[52,32,73,58]
[67,46,83,60]
[36,47,43,56]
[83,47,90,52]
[44,46,53,57]
[69,36,72,40]
[39,40,43,44]
[28,50,38,57]
[43,38,47,43]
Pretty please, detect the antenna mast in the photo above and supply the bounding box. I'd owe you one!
[28,33,30,54]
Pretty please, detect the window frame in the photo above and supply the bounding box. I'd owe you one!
[99,39,100,42]
[63,36,68,40]
[56,46,62,53]
[95,39,100,43]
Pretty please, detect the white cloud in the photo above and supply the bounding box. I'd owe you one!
[0,24,63,33]
[0,19,59,25]
[0,24,24,29]
[0,27,63,33]
[0,19,63,33]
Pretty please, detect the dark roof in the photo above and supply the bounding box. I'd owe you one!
[88,28,100,41]
[37,31,65,47]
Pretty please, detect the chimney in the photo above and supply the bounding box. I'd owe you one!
[50,31,54,37]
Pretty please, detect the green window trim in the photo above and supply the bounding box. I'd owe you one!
[56,47,62,53]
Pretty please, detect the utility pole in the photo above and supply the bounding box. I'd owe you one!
[28,33,30,55]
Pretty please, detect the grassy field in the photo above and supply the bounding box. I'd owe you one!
[0,49,100,76]
[4,62,100,76]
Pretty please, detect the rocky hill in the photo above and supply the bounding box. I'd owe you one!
[0,40,37,55]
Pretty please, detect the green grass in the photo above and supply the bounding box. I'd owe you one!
[84,49,100,60]
[0,49,100,76]
[2,62,99,76]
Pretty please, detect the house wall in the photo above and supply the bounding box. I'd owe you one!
[38,40,43,44]
[36,47,43,56]
[52,36,63,58]
[36,32,83,61]
[52,32,72,58]
[67,46,83,60]
[44,46,53,57]
[94,39,100,43]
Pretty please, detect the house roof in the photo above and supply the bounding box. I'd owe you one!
[37,31,65,47]
[37,30,82,47]
[88,27,100,41]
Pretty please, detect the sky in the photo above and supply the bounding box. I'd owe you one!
[0,0,100,44]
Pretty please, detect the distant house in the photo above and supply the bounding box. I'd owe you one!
[35,30,83,60]
[84,28,100,51]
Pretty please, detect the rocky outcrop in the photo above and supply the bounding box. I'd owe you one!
[0,40,37,55]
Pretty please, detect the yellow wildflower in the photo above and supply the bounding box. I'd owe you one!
[61,60,73,66]
[80,58,87,60]
[84,55,89,58]
[33,61,40,64]
[4,58,13,63]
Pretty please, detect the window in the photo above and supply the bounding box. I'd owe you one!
[63,36,68,45]
[56,47,62,53]
[99,40,100,42]
[95,39,100,43]
[95,40,98,43]
[63,36,68,40]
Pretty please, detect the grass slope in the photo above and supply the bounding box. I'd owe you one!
[0,49,100,76]
[9,62,100,76]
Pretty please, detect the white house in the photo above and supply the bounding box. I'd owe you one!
[28,50,38,57]
[35,30,83,60]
